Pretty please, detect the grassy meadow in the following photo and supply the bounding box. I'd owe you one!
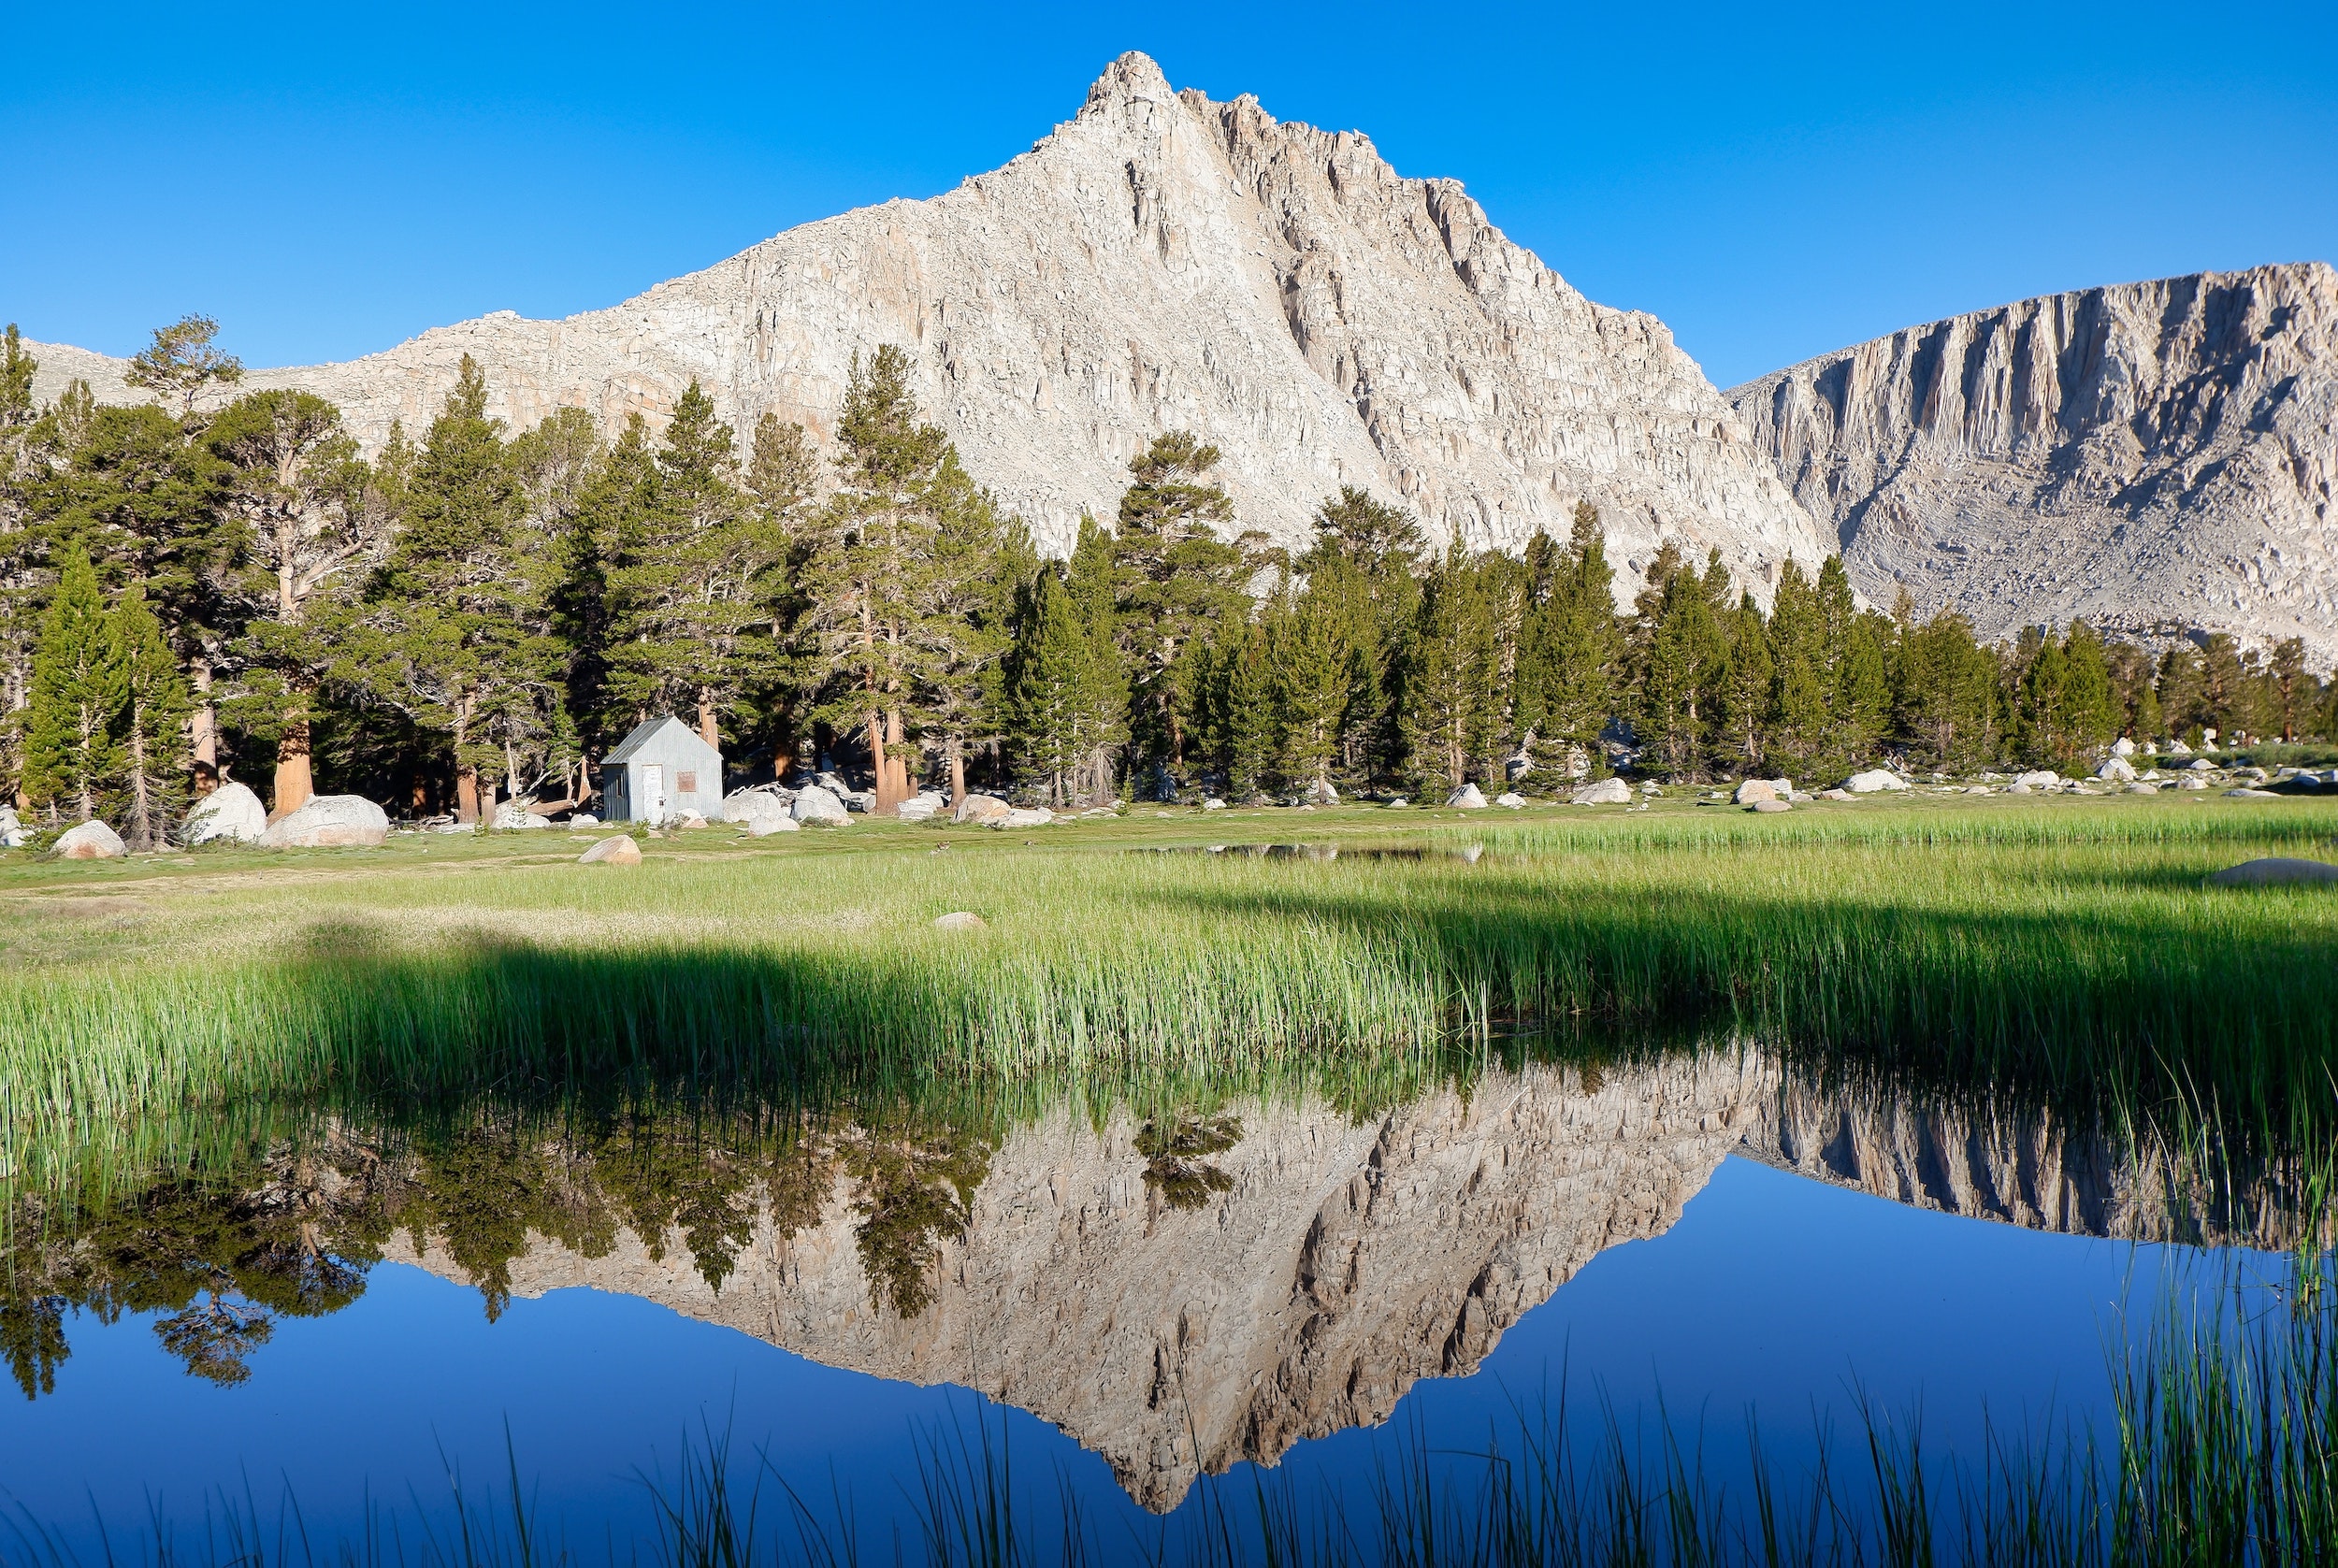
[3,789,2336,1196]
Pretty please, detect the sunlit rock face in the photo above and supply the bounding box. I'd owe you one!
[1728,263,2338,661]
[26,52,1826,603]
[390,1052,1778,1510]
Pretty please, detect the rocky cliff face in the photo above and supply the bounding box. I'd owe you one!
[1727,264,2338,660]
[25,53,1826,600]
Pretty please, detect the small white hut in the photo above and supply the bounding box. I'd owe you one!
[599,716,722,825]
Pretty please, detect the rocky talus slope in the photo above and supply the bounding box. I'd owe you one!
[383,1055,2294,1510]
[26,53,1826,598]
[1727,264,2338,660]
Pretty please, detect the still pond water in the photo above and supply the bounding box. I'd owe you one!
[0,1048,2285,1558]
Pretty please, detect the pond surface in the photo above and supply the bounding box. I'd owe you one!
[0,1048,2293,1561]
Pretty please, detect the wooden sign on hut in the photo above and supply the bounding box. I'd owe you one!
[599,717,722,825]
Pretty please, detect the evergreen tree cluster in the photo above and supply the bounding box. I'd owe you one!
[4,318,2334,831]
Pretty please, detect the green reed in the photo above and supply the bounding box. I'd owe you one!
[3,797,2334,1200]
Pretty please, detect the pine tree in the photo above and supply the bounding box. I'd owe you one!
[1632,547,1732,781]
[335,356,554,820]
[1718,592,1772,774]
[1007,568,1092,805]
[600,381,783,753]
[1277,565,1355,795]
[1897,611,2001,772]
[109,581,190,848]
[1112,433,1267,784]
[2059,621,2117,760]
[795,347,967,812]
[124,315,244,423]
[1399,543,1498,792]
[1765,560,1829,773]
[1298,486,1425,785]
[1220,617,1278,800]
[208,389,375,813]
[23,549,123,822]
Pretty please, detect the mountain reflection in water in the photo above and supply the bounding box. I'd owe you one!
[0,1047,2302,1512]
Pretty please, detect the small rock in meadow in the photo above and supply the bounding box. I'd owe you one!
[260,795,390,849]
[1446,783,1489,809]
[2127,782,2159,795]
[1384,797,1409,808]
[1842,770,1909,794]
[1965,784,1992,795]
[579,836,642,865]
[183,782,267,845]
[1495,791,1527,808]
[932,911,988,931]
[995,807,1054,829]
[2014,770,2060,790]
[569,813,599,827]
[2187,758,2216,772]
[2225,787,2281,799]
[2205,857,2338,887]
[54,820,127,859]
[1202,797,1227,811]
[1751,798,1792,813]
[744,814,800,836]
[1570,778,1634,805]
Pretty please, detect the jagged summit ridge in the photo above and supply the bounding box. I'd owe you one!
[1727,262,2338,659]
[26,53,1827,600]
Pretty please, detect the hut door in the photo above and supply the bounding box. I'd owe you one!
[642,764,666,824]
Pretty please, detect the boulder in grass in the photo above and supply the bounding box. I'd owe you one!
[1305,779,1340,806]
[2096,756,2137,783]
[954,793,1011,826]
[896,797,940,823]
[0,805,25,849]
[1734,779,1779,805]
[2015,770,2060,789]
[791,785,851,825]
[1446,783,1489,809]
[259,795,389,849]
[1819,787,1856,801]
[1202,798,1227,811]
[2126,782,2159,795]
[1384,797,1409,809]
[2226,787,2282,799]
[2113,737,2137,757]
[183,782,267,845]
[569,813,599,827]
[1751,798,1792,813]
[743,813,799,837]
[932,911,988,931]
[2206,857,2338,887]
[2187,758,2216,772]
[995,807,1054,829]
[492,802,551,829]
[54,820,126,859]
[1494,791,1527,808]
[1570,778,1633,805]
[722,789,792,830]
[1843,770,1909,794]
[579,835,642,866]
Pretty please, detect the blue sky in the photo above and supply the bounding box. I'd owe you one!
[6,1,2332,389]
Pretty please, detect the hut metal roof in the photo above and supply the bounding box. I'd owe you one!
[603,715,715,765]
